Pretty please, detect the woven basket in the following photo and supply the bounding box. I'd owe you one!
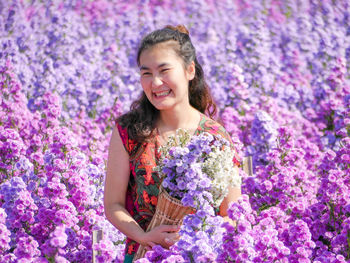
[133,187,194,261]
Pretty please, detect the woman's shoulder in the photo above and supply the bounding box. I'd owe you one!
[198,113,241,166]
[115,114,140,156]
[115,114,130,141]
[115,110,143,142]
[197,113,231,141]
[115,112,157,158]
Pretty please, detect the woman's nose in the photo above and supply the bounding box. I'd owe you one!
[152,76,163,87]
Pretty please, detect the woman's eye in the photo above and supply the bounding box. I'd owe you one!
[142,72,151,76]
[161,68,169,73]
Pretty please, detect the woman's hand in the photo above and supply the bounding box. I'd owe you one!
[139,224,180,250]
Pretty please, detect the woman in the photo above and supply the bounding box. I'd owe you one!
[104,25,241,263]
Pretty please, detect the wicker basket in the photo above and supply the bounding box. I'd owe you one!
[133,187,194,261]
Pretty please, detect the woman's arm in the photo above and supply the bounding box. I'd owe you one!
[103,126,179,249]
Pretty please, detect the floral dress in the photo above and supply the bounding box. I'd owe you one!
[116,113,240,263]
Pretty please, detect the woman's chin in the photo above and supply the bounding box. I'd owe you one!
[153,104,173,111]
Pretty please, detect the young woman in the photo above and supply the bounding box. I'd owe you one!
[104,25,241,263]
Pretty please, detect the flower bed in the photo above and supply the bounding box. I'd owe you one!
[0,0,349,262]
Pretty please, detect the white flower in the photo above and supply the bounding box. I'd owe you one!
[202,144,241,207]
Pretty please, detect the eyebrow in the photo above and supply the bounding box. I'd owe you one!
[139,63,170,71]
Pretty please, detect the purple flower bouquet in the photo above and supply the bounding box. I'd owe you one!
[134,129,241,260]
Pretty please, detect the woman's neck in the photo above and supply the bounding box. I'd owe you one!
[157,106,201,135]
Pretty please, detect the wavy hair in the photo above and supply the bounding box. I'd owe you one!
[118,25,217,142]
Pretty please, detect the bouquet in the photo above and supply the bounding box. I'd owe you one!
[134,129,241,261]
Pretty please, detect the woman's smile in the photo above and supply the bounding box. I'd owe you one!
[153,89,172,98]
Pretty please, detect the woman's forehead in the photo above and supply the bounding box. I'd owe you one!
[139,42,182,67]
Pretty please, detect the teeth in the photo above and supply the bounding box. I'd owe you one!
[155,90,170,97]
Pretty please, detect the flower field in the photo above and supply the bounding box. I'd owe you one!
[0,0,349,262]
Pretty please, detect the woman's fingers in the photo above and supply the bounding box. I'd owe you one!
[147,241,156,248]
[142,224,181,249]
[164,232,180,246]
[145,241,156,251]
[164,237,174,246]
[168,232,179,241]
[157,224,180,233]
[145,245,152,251]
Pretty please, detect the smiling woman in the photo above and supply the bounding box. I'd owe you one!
[103,25,241,263]
[138,41,195,114]
[116,25,218,143]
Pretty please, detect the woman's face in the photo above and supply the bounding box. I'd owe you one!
[138,42,195,112]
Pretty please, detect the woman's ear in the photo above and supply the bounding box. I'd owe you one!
[186,61,196,81]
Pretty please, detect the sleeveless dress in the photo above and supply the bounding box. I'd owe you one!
[116,113,240,263]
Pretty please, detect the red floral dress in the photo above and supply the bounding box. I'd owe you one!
[116,113,240,261]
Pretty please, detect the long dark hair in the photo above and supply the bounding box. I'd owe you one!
[118,25,217,142]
